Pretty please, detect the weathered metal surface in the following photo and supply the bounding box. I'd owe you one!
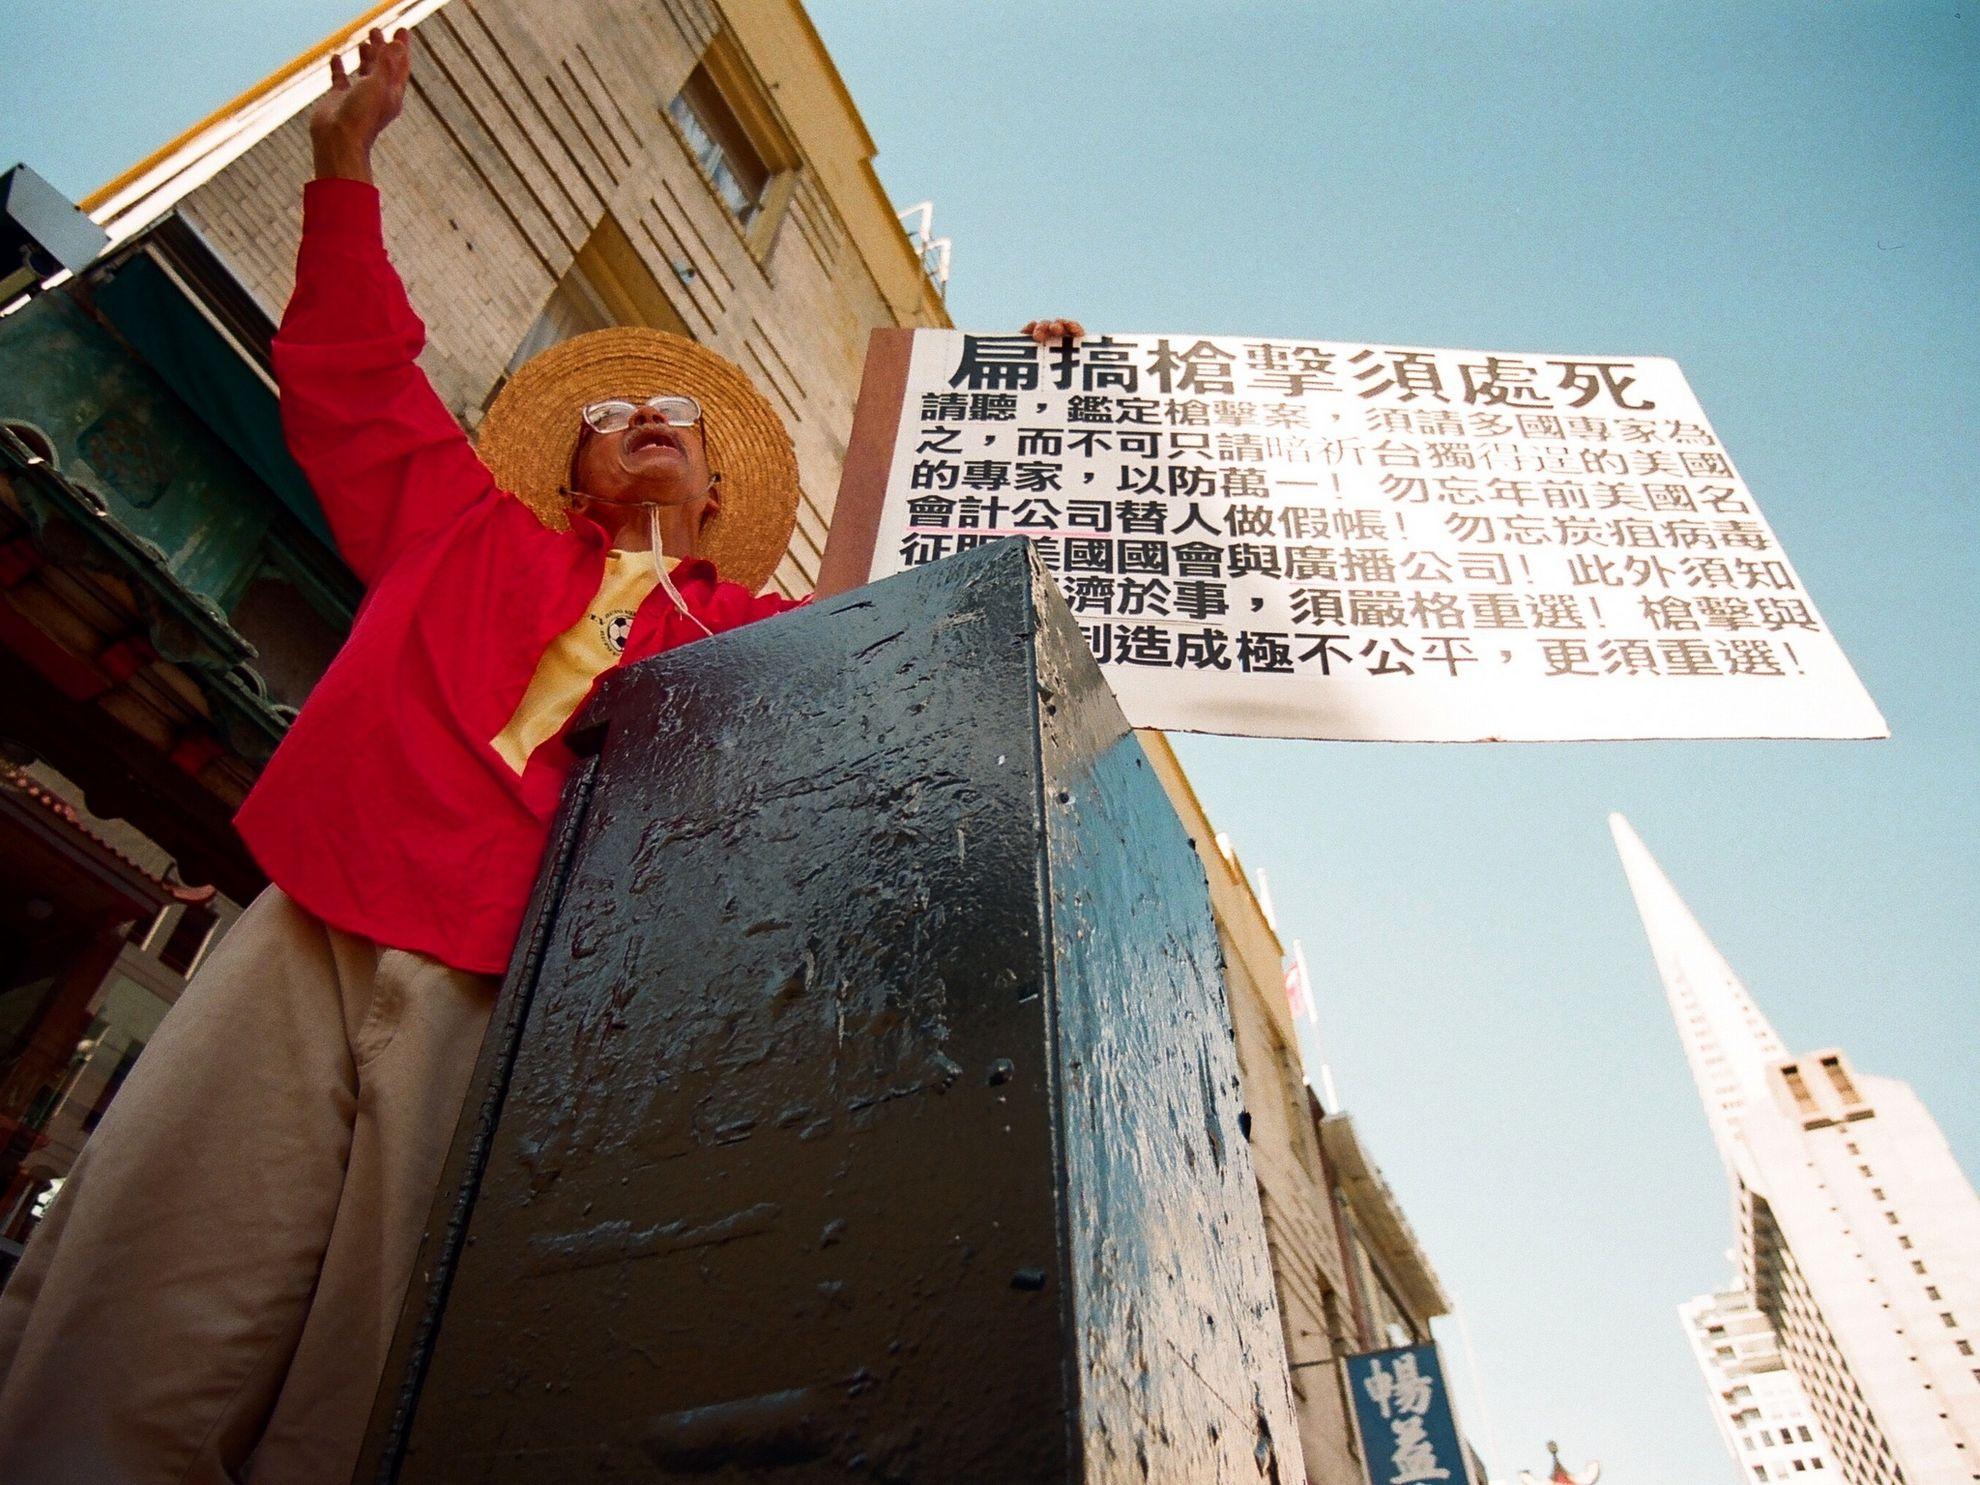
[362,538,1302,1483]
[90,242,338,550]
[1030,557,1303,1484]
[0,287,271,611]
[0,273,359,758]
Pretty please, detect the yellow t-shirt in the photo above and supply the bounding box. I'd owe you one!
[491,551,671,774]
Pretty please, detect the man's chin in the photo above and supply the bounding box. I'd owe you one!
[617,457,695,498]
[589,487,693,508]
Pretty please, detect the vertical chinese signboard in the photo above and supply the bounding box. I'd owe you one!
[1346,1343,1475,1485]
[821,329,1886,743]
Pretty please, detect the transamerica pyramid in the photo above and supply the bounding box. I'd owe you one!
[1608,812,1786,1172]
[1609,813,1980,1485]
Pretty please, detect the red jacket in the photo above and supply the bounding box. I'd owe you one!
[235,179,801,974]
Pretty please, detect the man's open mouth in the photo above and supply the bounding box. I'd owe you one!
[624,427,683,457]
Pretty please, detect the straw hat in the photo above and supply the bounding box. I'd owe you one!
[477,327,799,592]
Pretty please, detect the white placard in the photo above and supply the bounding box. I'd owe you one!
[858,330,1885,741]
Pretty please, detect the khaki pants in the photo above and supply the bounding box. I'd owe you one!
[0,887,497,1484]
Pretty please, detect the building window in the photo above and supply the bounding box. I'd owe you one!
[1956,1340,1973,1356]
[1943,1313,1959,1328]
[1820,1055,1860,1102]
[124,907,165,947]
[1321,1287,1352,1356]
[1927,1287,1942,1301]
[663,33,799,259]
[155,902,217,977]
[508,264,615,378]
[81,1039,144,1132]
[670,67,769,226]
[492,215,695,414]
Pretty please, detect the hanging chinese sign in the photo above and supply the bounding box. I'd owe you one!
[819,329,1886,742]
[1345,1343,1476,1485]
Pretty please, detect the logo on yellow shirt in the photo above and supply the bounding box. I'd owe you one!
[594,609,636,655]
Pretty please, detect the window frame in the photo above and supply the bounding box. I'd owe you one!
[662,31,801,262]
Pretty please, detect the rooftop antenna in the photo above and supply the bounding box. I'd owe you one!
[1252,867,1279,932]
[896,200,951,293]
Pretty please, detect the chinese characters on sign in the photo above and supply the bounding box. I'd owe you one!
[1346,1344,1474,1485]
[845,331,1886,741]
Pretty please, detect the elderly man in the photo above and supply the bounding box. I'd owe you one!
[0,28,1081,1484]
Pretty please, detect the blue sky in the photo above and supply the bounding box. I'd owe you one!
[5,3,1975,1480]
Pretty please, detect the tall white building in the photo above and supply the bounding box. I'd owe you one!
[1612,814,1980,1485]
[1681,1286,1838,1481]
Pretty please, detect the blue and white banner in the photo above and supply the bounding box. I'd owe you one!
[1346,1343,1475,1485]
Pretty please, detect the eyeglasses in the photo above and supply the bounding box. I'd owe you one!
[580,394,704,434]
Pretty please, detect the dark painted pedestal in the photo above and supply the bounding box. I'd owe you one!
[358,539,1302,1484]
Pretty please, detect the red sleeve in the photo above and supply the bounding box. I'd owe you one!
[687,578,810,637]
[271,178,498,586]
[754,592,811,620]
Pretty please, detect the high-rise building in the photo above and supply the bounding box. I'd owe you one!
[1612,814,1980,1485]
[1681,1286,1838,1481]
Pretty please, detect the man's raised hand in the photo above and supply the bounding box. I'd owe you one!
[1023,319,1086,345]
[310,28,411,183]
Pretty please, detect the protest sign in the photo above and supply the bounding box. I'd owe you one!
[821,330,1886,742]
